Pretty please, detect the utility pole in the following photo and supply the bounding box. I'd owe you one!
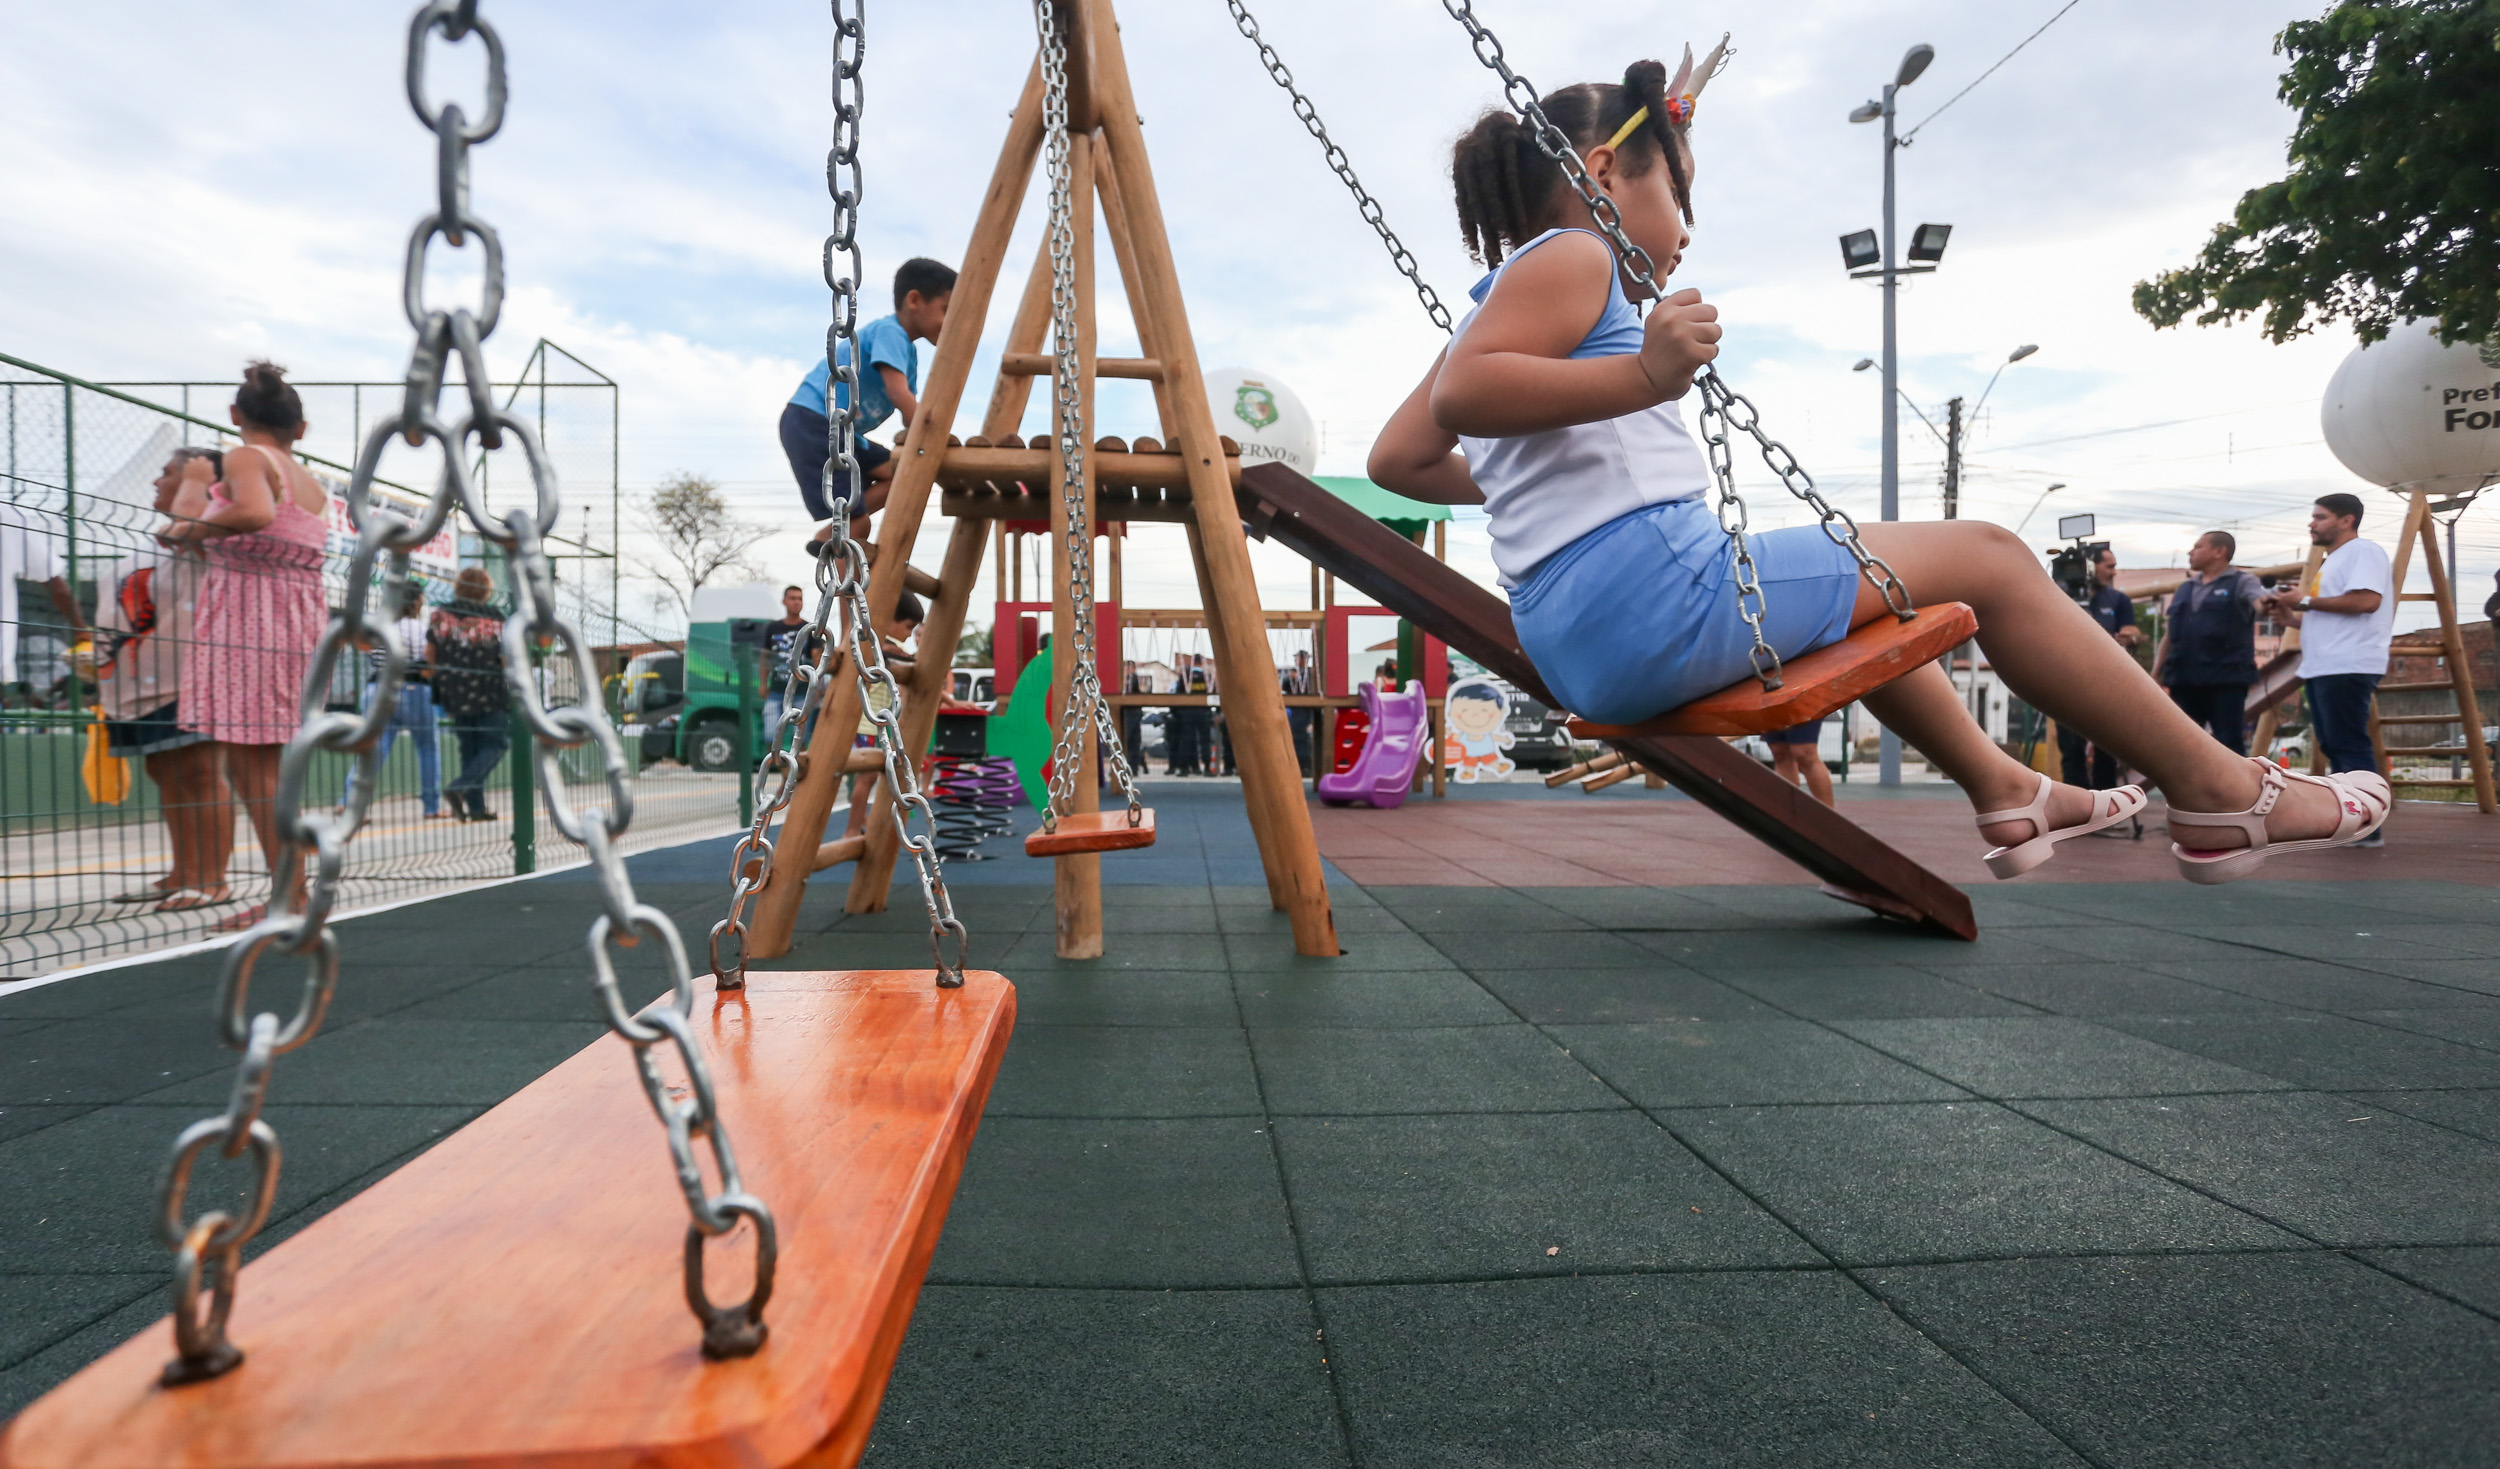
[1940,395,1963,520]
[1876,74,1905,786]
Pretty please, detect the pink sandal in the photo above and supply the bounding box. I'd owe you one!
[2167,759,2390,885]
[1977,772,2149,879]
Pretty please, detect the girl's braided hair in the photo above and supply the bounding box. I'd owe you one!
[1451,59,1689,267]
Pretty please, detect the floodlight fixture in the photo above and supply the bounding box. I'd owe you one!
[1896,44,1935,87]
[1907,223,1952,262]
[1853,358,1875,372]
[1839,229,1881,271]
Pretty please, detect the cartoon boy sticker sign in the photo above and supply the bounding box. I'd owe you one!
[1442,678,1515,782]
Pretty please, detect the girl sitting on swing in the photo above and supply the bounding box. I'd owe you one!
[1367,48,2387,881]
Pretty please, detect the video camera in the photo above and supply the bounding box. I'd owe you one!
[2044,513,2110,605]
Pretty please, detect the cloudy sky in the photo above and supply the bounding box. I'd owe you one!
[4,0,2481,646]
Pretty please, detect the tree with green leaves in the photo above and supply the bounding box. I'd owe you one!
[2134,0,2500,347]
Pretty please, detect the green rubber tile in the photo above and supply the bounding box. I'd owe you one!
[1625,930,1870,973]
[2099,1011,2500,1089]
[1945,964,2294,1017]
[863,1285,1346,1469]
[983,1026,1262,1119]
[2338,1088,2500,1144]
[1000,931,1236,973]
[2375,923,2500,955]
[1274,1111,1817,1282]
[1470,968,1776,1024]
[1249,1025,1623,1115]
[133,1019,605,1107]
[0,1273,155,1369]
[1690,886,1902,925]
[1669,1101,2292,1265]
[926,1116,1300,1288]
[2177,925,2467,966]
[0,1286,163,1420]
[2356,1246,2500,1316]
[1233,970,1516,1029]
[2326,954,2500,989]
[1097,906,1249,934]
[1224,932,1454,972]
[0,1104,91,1145]
[2350,1006,2500,1054]
[2141,956,2500,1012]
[1549,1020,1967,1109]
[0,967,220,1020]
[786,929,1013,970]
[1510,886,1755,929]
[0,1102,479,1274]
[1100,887,1223,908]
[1318,1272,2079,1468]
[1717,968,2032,1021]
[2021,1092,2500,1246]
[1958,894,2105,929]
[1366,891,1592,932]
[2,1017,234,1106]
[1422,928,1670,970]
[1216,904,1409,936]
[1835,1017,2289,1099]
[1865,1253,2500,1468]
[394,961,672,1022]
[997,969,1240,1028]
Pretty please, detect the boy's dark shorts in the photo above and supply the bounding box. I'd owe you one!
[780,401,890,522]
[106,698,208,757]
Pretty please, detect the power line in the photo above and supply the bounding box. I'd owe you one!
[1899,0,2087,143]
[1985,398,2319,453]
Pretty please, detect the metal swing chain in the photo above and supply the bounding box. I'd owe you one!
[153,0,776,1383]
[1436,0,1916,689]
[1034,0,1146,834]
[712,0,970,988]
[1222,0,1451,333]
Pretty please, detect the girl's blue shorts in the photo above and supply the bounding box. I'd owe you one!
[1510,497,1861,725]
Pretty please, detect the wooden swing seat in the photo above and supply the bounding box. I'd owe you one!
[1567,603,1980,740]
[1024,807,1157,856]
[0,968,1016,1469]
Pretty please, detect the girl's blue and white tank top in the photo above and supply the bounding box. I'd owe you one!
[1452,228,1710,587]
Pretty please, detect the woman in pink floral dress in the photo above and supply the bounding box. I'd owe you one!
[171,362,330,930]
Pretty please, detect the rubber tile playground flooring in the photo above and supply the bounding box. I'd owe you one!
[2,779,2496,1466]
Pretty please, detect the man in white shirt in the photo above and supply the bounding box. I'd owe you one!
[2262,493,2394,842]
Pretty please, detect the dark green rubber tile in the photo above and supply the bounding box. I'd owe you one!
[863,1286,1346,1469]
[0,1104,90,1145]
[991,969,1239,1028]
[1690,885,1907,925]
[2100,1011,2500,1089]
[1836,1017,2287,1099]
[2181,925,2465,966]
[2338,1088,2500,1144]
[2356,1246,2500,1316]
[1000,931,1237,973]
[1669,1102,2291,1265]
[1100,886,1222,908]
[1369,891,1591,932]
[1233,970,1516,1029]
[2350,1006,2500,1054]
[790,929,1025,971]
[2371,922,2500,955]
[1319,1272,2080,1468]
[1718,968,2033,1021]
[984,1026,1261,1118]
[0,968,217,1020]
[2139,957,2500,1013]
[1866,1252,2500,1468]
[1549,1020,1967,1108]
[1945,964,2293,1017]
[2023,1092,2500,1246]
[927,1116,1299,1287]
[1098,906,1252,934]
[394,962,671,1022]
[1,1017,234,1105]
[133,1019,605,1107]
[0,1286,164,1420]
[1220,903,1410,936]
[1624,930,1869,973]
[1249,1025,1621,1115]
[1274,1111,1816,1282]
[1224,932,1454,971]
[1511,885,1754,930]
[0,1102,479,1273]
[1430,928,1708,971]
[1470,967,1774,1024]
[2335,957,2500,995]
[1958,894,2105,929]
[0,1273,154,1369]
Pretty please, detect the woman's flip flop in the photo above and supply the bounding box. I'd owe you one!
[1977,772,2149,879]
[2166,758,2390,885]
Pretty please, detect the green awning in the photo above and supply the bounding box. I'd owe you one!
[1310,475,1453,539]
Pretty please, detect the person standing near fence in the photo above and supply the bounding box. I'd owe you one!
[760,584,821,747]
[431,565,511,822]
[2261,493,2393,847]
[343,580,445,819]
[168,363,329,931]
[88,447,233,911]
[2155,531,2266,756]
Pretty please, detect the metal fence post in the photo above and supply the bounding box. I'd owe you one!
[736,644,758,829]
[509,705,536,875]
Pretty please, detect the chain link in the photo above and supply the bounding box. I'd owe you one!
[1435,1,1915,687]
[154,0,776,1381]
[1033,0,1147,834]
[1222,0,1451,334]
[711,0,969,990]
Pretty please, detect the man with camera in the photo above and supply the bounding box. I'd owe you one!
[2261,493,2393,844]
[2057,544,2140,790]
[2154,531,2266,755]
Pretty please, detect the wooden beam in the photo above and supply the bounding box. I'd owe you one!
[1049,129,1106,958]
[1000,353,1163,381]
[1090,7,1338,955]
[746,60,1045,953]
[936,444,1233,491]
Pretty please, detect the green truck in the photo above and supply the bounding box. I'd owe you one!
[618,583,781,773]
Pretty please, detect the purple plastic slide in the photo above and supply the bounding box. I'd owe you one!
[1317,680,1429,809]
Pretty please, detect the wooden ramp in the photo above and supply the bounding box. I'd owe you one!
[0,970,1016,1469]
[1236,463,1977,940]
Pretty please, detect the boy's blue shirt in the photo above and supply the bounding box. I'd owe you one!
[789,314,917,430]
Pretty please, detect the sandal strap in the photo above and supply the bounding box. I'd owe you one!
[1973,772,2053,829]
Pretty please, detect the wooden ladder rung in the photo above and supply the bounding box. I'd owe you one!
[901,565,944,600]
[2390,746,2475,757]
[998,352,1164,381]
[814,834,870,869]
[2375,712,2465,725]
[2377,680,2459,694]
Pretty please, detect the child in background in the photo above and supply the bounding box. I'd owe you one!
[781,257,957,540]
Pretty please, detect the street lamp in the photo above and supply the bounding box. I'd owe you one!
[2014,482,2068,537]
[1971,343,2039,420]
[1848,43,1934,786]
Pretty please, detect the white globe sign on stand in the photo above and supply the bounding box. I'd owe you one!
[1204,366,1318,479]
[2322,319,2500,500]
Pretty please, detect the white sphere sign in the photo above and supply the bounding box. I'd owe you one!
[2321,319,2500,493]
[1205,365,1317,477]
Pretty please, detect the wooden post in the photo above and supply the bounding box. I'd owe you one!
[2375,488,2496,812]
[745,62,1044,956]
[1089,8,1336,953]
[1048,130,1105,958]
[2249,543,2326,762]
